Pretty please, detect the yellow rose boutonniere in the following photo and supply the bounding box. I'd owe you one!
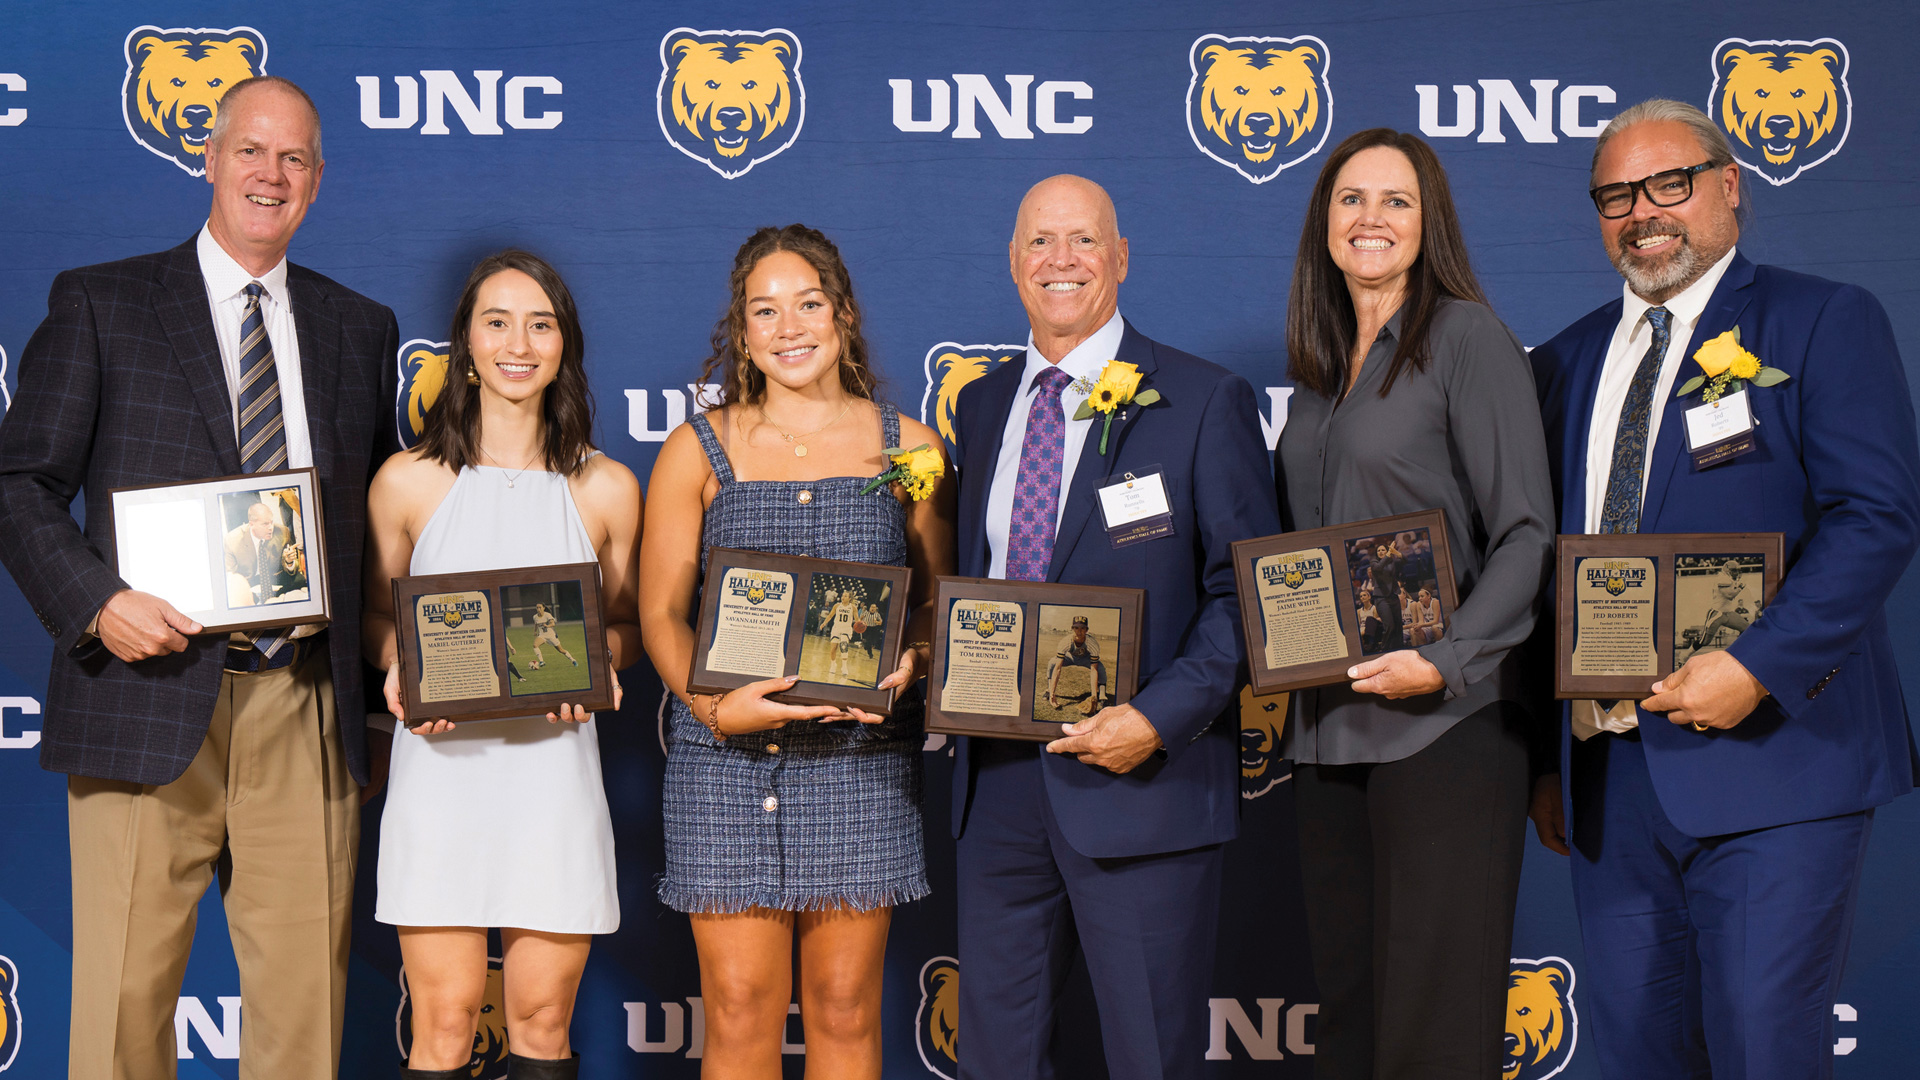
[860,442,944,501]
[1676,327,1788,404]
[1072,359,1162,453]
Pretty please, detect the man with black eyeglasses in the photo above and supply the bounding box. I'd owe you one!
[1527,98,1920,1079]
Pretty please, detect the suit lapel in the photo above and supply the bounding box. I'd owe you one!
[291,269,340,483]
[1046,322,1158,581]
[1638,254,1757,528]
[959,355,1024,578]
[1561,303,1620,532]
[154,239,242,473]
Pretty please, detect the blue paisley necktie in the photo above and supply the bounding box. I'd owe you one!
[1004,366,1074,581]
[237,283,290,659]
[1598,306,1673,535]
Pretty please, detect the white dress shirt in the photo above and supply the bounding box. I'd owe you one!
[985,310,1125,579]
[1573,246,1737,739]
[197,224,314,470]
[199,225,321,641]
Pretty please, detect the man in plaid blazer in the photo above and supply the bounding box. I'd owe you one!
[0,77,395,1079]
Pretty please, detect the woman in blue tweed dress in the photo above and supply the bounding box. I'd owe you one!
[640,224,955,1078]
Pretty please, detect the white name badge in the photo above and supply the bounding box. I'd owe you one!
[1096,469,1175,548]
[1683,389,1758,468]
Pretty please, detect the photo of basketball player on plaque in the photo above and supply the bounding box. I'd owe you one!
[1232,509,1458,694]
[686,548,913,716]
[1554,533,1784,699]
[392,561,613,722]
[107,466,330,634]
[926,577,1143,741]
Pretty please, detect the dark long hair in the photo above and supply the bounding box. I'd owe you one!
[415,249,596,476]
[1286,128,1488,398]
[697,224,878,408]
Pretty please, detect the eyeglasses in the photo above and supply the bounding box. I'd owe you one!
[1589,162,1716,219]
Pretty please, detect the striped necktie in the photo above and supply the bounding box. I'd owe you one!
[237,283,289,658]
[1597,306,1673,535]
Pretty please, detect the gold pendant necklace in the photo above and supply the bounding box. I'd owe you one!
[761,399,851,458]
[479,444,538,488]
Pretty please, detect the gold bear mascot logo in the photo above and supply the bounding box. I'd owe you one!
[921,343,1023,450]
[397,339,452,450]
[121,25,266,176]
[396,957,512,1079]
[0,955,20,1070]
[1505,957,1578,1080]
[657,28,805,179]
[915,956,959,1080]
[1187,33,1333,184]
[1710,38,1851,186]
[1238,685,1290,800]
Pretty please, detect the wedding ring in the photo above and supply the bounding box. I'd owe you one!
[1691,721,1708,732]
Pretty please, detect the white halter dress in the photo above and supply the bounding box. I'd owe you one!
[375,464,620,934]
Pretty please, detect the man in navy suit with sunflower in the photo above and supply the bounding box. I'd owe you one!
[1529,99,1920,1079]
[945,174,1279,1080]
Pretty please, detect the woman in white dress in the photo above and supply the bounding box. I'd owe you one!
[362,250,642,1079]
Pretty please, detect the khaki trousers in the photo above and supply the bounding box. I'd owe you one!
[67,650,358,1080]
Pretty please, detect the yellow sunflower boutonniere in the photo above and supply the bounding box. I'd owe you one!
[1676,327,1788,403]
[860,442,944,500]
[1071,359,1162,453]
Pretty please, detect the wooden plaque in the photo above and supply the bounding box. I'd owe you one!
[687,548,914,716]
[392,561,612,722]
[1555,532,1785,699]
[926,576,1144,741]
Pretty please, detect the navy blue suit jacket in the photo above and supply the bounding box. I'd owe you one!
[1532,252,1920,837]
[949,322,1280,858]
[0,237,398,787]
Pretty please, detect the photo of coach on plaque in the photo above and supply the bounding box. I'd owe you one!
[1344,527,1445,656]
[1673,553,1765,669]
[798,572,892,689]
[219,486,309,608]
[1033,603,1119,724]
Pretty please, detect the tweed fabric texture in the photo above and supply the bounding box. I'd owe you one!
[1005,366,1073,581]
[1599,306,1672,535]
[657,401,928,913]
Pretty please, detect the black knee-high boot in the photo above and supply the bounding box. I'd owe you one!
[506,1051,580,1079]
[400,1067,468,1079]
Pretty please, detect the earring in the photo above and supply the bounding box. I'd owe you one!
[466,365,480,386]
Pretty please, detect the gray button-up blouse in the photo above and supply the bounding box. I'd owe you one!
[1275,297,1555,765]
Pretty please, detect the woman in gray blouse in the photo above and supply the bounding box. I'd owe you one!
[1274,128,1555,1079]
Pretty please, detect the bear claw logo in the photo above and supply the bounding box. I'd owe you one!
[1187,34,1332,184]
[921,342,1023,449]
[1506,957,1578,1080]
[122,25,267,176]
[1710,38,1850,186]
[0,954,20,1071]
[658,28,805,179]
[397,957,510,1079]
[915,956,959,1080]
[396,339,451,451]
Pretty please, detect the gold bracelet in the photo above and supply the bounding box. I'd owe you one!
[699,692,727,744]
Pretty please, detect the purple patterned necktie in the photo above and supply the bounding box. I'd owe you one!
[1005,366,1074,581]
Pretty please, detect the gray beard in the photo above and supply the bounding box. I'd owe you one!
[1612,237,1705,302]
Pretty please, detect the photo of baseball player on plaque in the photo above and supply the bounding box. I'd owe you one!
[1554,533,1784,699]
[1231,509,1458,694]
[926,577,1144,741]
[392,561,612,723]
[107,466,330,634]
[686,548,913,716]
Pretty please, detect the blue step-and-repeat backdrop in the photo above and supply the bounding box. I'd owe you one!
[2,2,1917,1076]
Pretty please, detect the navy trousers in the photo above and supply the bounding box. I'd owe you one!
[956,740,1222,1080]
[1569,729,1872,1080]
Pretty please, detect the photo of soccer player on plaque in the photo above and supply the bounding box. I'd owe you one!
[1033,604,1120,725]
[503,580,593,697]
[798,573,891,689]
[1674,553,1765,668]
[1344,527,1445,656]
[218,486,310,608]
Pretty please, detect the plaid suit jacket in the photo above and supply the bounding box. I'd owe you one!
[0,236,398,786]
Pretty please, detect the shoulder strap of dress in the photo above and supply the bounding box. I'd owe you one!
[878,399,901,450]
[689,412,735,485]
